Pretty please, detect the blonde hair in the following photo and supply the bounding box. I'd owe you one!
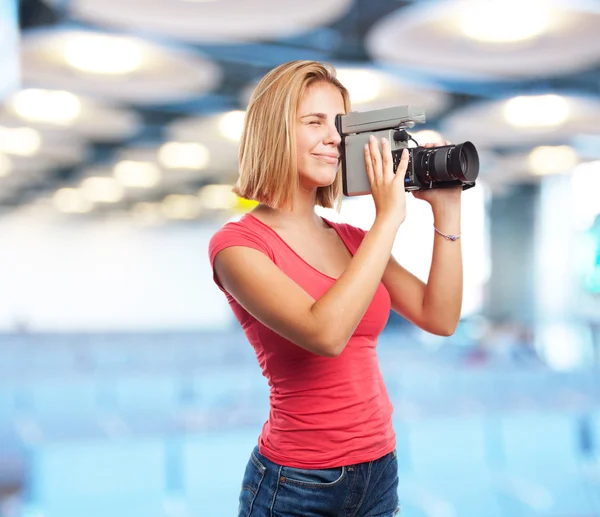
[233,60,350,210]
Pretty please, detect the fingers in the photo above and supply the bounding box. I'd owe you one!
[393,149,409,190]
[368,135,381,182]
[395,148,410,175]
[380,138,393,181]
[364,142,374,185]
[423,140,452,148]
[364,135,397,186]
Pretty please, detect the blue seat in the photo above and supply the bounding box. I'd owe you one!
[406,415,498,476]
[113,374,183,413]
[190,368,269,412]
[495,410,596,516]
[0,383,17,420]
[9,377,118,442]
[25,376,102,418]
[590,410,600,460]
[180,428,262,517]
[28,346,78,373]
[87,344,135,371]
[584,410,600,514]
[23,436,171,517]
[397,415,504,517]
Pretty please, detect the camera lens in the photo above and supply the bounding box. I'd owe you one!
[414,141,479,185]
[459,149,468,171]
[453,142,479,182]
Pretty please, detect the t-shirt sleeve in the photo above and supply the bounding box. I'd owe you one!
[208,222,273,292]
[335,222,368,252]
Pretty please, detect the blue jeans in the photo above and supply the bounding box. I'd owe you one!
[238,446,400,517]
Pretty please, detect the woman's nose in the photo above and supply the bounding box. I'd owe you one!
[327,124,342,145]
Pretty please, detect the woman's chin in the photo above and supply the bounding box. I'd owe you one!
[300,170,338,189]
[306,179,335,191]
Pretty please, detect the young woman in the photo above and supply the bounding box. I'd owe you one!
[209,60,463,517]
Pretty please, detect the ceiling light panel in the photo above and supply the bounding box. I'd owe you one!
[1,88,140,142]
[52,0,352,43]
[21,29,222,104]
[441,94,600,148]
[366,0,600,80]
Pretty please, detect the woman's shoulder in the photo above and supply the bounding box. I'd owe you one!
[208,213,273,264]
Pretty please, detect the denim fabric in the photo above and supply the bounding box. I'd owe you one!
[238,446,400,517]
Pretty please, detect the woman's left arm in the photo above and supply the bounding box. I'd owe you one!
[381,141,463,336]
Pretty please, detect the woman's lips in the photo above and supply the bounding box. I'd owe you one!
[312,153,339,164]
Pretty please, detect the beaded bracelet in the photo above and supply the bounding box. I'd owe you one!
[434,225,461,241]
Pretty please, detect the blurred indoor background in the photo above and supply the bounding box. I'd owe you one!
[1,0,600,516]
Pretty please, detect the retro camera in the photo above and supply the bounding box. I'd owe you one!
[335,106,479,196]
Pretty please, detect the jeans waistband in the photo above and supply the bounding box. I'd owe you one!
[252,444,396,470]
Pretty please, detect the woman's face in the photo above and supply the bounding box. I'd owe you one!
[295,81,345,191]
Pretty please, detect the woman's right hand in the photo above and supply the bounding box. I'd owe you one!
[364,135,408,227]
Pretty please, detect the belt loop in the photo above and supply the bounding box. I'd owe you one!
[270,465,283,517]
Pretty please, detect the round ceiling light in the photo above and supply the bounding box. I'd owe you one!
[366,0,600,80]
[21,29,222,104]
[47,0,352,43]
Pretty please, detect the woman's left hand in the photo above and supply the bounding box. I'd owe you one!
[411,140,462,206]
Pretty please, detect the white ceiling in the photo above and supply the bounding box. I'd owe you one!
[3,0,600,222]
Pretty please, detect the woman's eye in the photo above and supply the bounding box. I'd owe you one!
[309,120,321,125]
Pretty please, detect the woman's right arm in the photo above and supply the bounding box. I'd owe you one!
[213,137,408,357]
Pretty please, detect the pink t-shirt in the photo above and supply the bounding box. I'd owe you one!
[208,213,395,468]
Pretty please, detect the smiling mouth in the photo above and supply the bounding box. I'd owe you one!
[312,154,339,164]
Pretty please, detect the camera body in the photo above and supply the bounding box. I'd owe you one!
[335,106,479,197]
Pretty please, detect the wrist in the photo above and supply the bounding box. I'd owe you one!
[432,201,461,221]
[373,214,402,234]
[432,204,461,236]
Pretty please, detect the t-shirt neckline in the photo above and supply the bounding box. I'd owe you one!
[243,212,355,281]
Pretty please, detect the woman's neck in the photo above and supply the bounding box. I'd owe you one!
[252,188,327,231]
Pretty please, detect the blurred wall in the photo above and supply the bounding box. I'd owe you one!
[0,215,231,332]
[0,186,490,333]
[486,185,538,324]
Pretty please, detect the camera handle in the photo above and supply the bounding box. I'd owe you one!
[393,129,419,147]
